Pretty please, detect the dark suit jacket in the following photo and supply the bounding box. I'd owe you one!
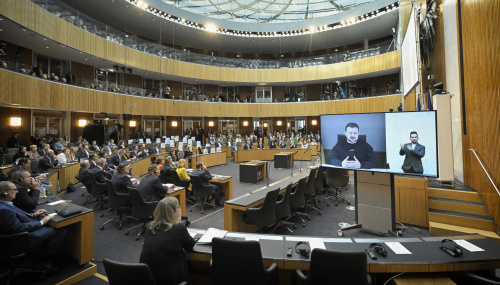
[12,181,40,212]
[243,143,252,150]
[129,150,139,159]
[38,149,48,157]
[77,149,90,159]
[139,223,195,285]
[190,169,213,185]
[400,143,425,173]
[90,145,100,151]
[39,156,58,171]
[111,172,135,194]
[138,174,167,202]
[78,168,92,188]
[110,154,127,166]
[91,167,106,183]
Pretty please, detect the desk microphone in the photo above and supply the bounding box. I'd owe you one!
[300,149,309,173]
[267,159,274,187]
[291,150,299,177]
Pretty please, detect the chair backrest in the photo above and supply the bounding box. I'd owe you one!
[3,153,14,164]
[325,168,349,188]
[245,188,280,228]
[127,186,158,219]
[314,166,325,192]
[103,258,156,285]
[88,171,108,196]
[170,169,183,185]
[289,177,307,210]
[75,171,93,194]
[105,179,129,210]
[275,184,292,218]
[304,168,318,196]
[7,148,18,155]
[178,152,185,159]
[30,159,40,173]
[190,175,212,198]
[211,238,269,285]
[104,171,113,180]
[0,232,32,264]
[159,169,173,184]
[305,249,369,285]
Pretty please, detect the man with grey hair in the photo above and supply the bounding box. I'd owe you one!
[0,180,67,272]
[111,148,128,166]
[38,143,50,157]
[90,158,107,183]
[39,150,58,171]
[78,160,92,187]
[11,170,41,212]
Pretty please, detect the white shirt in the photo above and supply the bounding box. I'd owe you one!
[57,152,68,164]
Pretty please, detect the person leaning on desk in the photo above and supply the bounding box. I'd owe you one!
[138,164,168,202]
[139,197,195,285]
[0,181,67,272]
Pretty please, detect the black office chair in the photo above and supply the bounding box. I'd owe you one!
[324,168,350,206]
[159,168,173,184]
[125,187,158,241]
[271,184,295,234]
[30,159,40,173]
[0,232,47,284]
[295,249,372,285]
[189,175,215,214]
[314,166,326,194]
[287,177,310,227]
[103,171,113,180]
[3,153,14,165]
[103,258,156,285]
[304,168,322,215]
[210,237,278,285]
[100,179,132,230]
[88,172,108,210]
[170,169,191,189]
[75,173,94,202]
[242,188,280,232]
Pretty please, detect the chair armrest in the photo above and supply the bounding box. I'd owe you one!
[265,262,278,274]
[146,201,159,212]
[367,274,373,285]
[295,268,307,282]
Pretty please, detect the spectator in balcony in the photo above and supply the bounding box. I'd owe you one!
[33,63,44,77]
[42,74,48,79]
[1,61,7,69]
[65,70,75,84]
[369,83,376,96]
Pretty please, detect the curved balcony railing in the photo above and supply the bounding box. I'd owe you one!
[31,0,396,70]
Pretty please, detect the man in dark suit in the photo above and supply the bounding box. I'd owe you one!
[0,181,66,271]
[214,139,223,148]
[10,171,41,212]
[78,160,92,188]
[400,131,425,174]
[38,144,50,157]
[39,150,58,172]
[7,132,20,148]
[89,140,100,151]
[111,163,135,194]
[138,164,167,202]
[243,140,252,150]
[90,158,107,183]
[111,149,128,166]
[151,143,161,154]
[190,162,223,206]
[130,145,142,159]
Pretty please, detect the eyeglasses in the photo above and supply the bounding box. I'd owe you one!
[6,188,18,191]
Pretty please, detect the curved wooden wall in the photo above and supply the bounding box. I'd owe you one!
[0,69,402,117]
[0,0,400,84]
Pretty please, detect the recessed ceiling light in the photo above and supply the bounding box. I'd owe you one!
[0,29,3,32]
[85,59,88,60]
[46,46,49,48]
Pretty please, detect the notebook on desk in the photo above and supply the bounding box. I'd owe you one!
[197,228,228,244]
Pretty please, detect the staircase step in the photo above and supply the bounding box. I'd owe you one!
[429,221,500,242]
[428,198,488,216]
[428,188,482,203]
[428,210,496,232]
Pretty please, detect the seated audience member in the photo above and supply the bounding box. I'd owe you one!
[7,132,19,148]
[13,146,29,162]
[77,144,90,160]
[11,171,41,212]
[138,164,167,202]
[111,149,129,166]
[111,163,135,194]
[171,150,179,162]
[101,142,113,156]
[90,140,100,151]
[118,141,126,150]
[78,160,92,186]
[191,162,224,206]
[31,130,42,148]
[151,143,161,154]
[156,157,164,170]
[0,181,67,271]
[39,150,58,171]
[7,158,38,178]
[243,140,252,150]
[269,140,277,149]
[90,158,107,183]
[176,159,192,192]
[290,141,297,149]
[57,147,70,164]
[130,145,143,159]
[162,156,176,172]
[184,146,193,158]
[89,153,98,169]
[68,147,78,162]
[310,139,318,146]
[38,144,50,157]
[139,197,195,285]
[139,143,150,157]
[28,145,42,159]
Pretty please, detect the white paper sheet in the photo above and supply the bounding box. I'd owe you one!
[308,238,326,250]
[47,200,66,206]
[455,240,484,252]
[385,242,412,254]
[197,228,228,244]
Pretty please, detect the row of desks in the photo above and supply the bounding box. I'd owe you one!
[234,149,311,163]
[186,230,500,280]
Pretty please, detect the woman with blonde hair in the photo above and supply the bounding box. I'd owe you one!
[28,145,42,159]
[139,197,195,285]
[176,159,192,192]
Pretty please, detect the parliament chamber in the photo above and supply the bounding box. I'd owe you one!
[0,0,499,284]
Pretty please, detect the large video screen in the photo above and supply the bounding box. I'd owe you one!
[320,111,438,177]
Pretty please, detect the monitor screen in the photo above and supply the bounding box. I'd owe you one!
[320,111,438,177]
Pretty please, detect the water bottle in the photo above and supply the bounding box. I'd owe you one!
[47,182,53,197]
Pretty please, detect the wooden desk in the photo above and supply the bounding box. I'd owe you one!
[49,163,80,190]
[0,164,14,174]
[129,158,152,177]
[35,200,93,265]
[239,161,267,184]
[235,149,311,163]
[274,152,293,168]
[210,175,233,200]
[190,152,226,168]
[164,187,187,216]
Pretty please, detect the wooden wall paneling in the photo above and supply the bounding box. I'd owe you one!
[400,0,413,39]
[0,106,32,147]
[123,74,143,88]
[461,0,500,231]
[306,84,322,101]
[307,116,321,134]
[204,84,218,98]
[405,89,416,111]
[70,112,94,139]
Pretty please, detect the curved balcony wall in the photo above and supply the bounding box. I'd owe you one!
[0,0,400,84]
[0,69,402,117]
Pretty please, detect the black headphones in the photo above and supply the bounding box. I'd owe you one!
[440,239,463,257]
[295,242,311,258]
[162,198,177,211]
[369,243,387,257]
